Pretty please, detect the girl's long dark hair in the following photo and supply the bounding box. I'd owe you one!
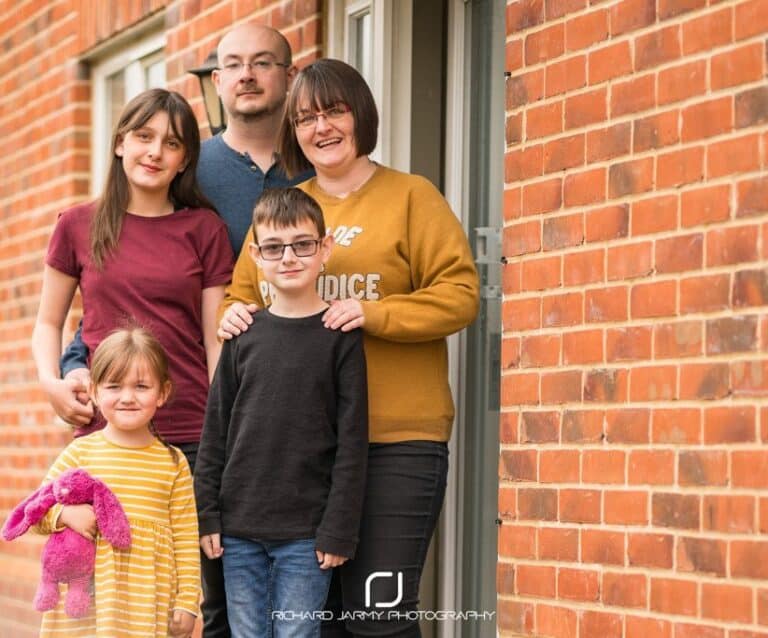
[91,88,216,270]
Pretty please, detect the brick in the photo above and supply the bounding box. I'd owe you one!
[703,494,755,533]
[526,101,563,140]
[654,317,704,358]
[546,55,587,97]
[650,577,698,615]
[655,233,703,274]
[732,360,768,396]
[682,7,733,55]
[735,0,768,40]
[500,412,519,444]
[606,326,652,362]
[499,524,536,558]
[580,611,622,638]
[541,369,582,402]
[506,71,545,110]
[681,184,731,227]
[564,169,605,209]
[502,297,540,331]
[560,488,602,523]
[653,493,700,530]
[535,604,577,638]
[584,368,628,402]
[506,113,523,145]
[540,449,579,483]
[681,97,733,142]
[582,529,625,565]
[629,533,674,569]
[608,157,654,198]
[523,178,562,216]
[611,74,656,117]
[583,450,625,484]
[731,450,768,489]
[609,0,656,36]
[565,88,607,130]
[760,588,768,625]
[630,281,677,319]
[565,9,608,51]
[506,39,524,73]
[707,316,758,354]
[634,24,681,71]
[708,134,761,179]
[680,363,730,400]
[675,625,724,638]
[562,409,604,443]
[501,371,539,405]
[736,86,768,129]
[538,526,578,560]
[586,205,629,242]
[588,41,632,85]
[738,176,768,218]
[503,261,521,296]
[702,582,753,622]
[543,214,583,250]
[497,562,515,595]
[707,225,759,266]
[522,411,560,442]
[656,146,704,189]
[658,60,707,106]
[586,286,628,322]
[634,110,680,153]
[605,491,648,525]
[516,564,556,597]
[733,268,768,307]
[602,571,647,607]
[543,134,585,173]
[631,195,678,236]
[522,255,562,291]
[562,328,603,364]
[628,449,675,484]
[500,450,538,482]
[504,220,542,258]
[545,0,587,19]
[563,249,605,286]
[732,541,768,580]
[652,408,700,444]
[712,43,764,90]
[625,617,672,638]
[507,0,545,31]
[518,488,558,521]
[607,242,652,280]
[586,123,631,162]
[558,568,600,602]
[525,23,564,65]
[503,187,522,222]
[506,146,543,182]
[497,599,534,634]
[629,365,676,401]
[606,408,649,443]
[542,292,583,327]
[679,275,730,313]
[521,334,561,368]
[679,451,728,487]
[705,406,756,443]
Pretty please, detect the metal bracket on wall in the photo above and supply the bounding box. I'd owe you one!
[474,226,501,265]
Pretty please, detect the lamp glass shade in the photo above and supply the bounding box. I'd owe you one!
[188,52,227,135]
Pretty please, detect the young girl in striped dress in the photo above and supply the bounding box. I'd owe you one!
[35,327,200,638]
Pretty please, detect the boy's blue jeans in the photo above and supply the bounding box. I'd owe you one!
[222,535,332,638]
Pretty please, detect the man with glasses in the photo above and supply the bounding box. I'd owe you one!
[58,22,312,638]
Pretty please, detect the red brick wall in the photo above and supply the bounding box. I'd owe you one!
[0,2,320,635]
[501,0,768,635]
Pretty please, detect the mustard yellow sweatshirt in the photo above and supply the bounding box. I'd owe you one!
[222,165,480,443]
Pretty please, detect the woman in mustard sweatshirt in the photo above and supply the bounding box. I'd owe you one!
[218,58,479,637]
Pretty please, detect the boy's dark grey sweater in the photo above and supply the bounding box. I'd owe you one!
[194,309,368,558]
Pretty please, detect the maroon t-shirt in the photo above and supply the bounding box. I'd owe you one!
[46,202,234,443]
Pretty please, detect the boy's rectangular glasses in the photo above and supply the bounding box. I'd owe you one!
[257,239,321,260]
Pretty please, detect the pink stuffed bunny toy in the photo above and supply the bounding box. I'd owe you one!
[1,468,131,618]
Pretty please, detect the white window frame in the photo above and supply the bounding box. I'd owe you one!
[89,30,165,195]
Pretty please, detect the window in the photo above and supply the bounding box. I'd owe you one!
[90,31,165,194]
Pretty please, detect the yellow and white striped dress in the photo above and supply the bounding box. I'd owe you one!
[35,431,201,637]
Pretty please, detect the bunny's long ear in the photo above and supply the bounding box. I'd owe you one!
[1,483,55,540]
[92,481,131,550]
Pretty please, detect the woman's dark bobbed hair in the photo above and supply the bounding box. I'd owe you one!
[278,58,379,178]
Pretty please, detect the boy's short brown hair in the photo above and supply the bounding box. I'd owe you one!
[251,188,326,242]
[278,59,379,178]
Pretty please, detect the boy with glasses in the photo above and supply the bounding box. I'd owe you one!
[194,188,368,638]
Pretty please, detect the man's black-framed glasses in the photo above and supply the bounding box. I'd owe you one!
[256,239,322,261]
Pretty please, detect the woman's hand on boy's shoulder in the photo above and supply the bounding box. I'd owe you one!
[322,299,365,332]
[217,302,259,340]
[200,533,223,559]
[315,550,348,569]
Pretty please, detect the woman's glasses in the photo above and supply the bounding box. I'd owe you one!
[293,103,352,129]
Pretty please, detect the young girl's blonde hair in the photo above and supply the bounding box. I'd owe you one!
[90,326,178,463]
